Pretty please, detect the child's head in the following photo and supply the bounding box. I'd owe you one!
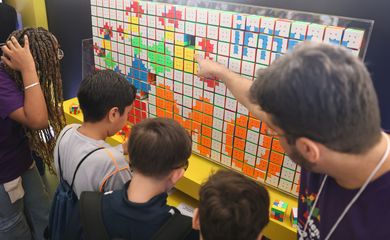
[128,118,192,186]
[193,170,270,240]
[77,69,136,135]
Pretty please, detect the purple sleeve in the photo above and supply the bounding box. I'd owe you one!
[0,67,24,119]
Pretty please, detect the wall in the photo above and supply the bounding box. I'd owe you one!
[6,0,48,28]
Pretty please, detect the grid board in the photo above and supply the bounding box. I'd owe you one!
[90,0,367,196]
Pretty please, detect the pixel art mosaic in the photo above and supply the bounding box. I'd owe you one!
[91,0,366,195]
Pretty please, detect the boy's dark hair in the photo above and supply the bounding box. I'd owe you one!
[128,118,192,178]
[77,69,136,122]
[198,170,270,240]
[250,42,381,154]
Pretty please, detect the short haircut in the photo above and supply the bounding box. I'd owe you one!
[77,69,136,122]
[199,170,270,240]
[250,42,381,154]
[128,118,192,178]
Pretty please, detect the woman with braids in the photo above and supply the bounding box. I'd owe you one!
[0,28,65,239]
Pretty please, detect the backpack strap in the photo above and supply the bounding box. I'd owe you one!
[70,147,104,189]
[57,127,73,182]
[80,191,110,240]
[152,212,193,240]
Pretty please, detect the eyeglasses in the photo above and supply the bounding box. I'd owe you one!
[264,126,285,138]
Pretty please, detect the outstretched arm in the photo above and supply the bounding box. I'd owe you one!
[1,35,48,129]
[195,56,264,119]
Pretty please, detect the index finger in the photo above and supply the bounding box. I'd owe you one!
[10,36,22,49]
[23,35,30,51]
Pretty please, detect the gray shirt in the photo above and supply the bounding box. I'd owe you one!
[54,124,131,198]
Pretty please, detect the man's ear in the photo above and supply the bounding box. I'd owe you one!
[192,208,200,230]
[296,137,320,164]
[107,107,119,123]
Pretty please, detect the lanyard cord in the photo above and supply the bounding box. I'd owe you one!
[300,133,390,240]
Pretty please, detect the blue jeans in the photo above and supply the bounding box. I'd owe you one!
[0,165,50,240]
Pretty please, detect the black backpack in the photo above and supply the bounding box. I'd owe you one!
[79,191,194,240]
[45,128,104,240]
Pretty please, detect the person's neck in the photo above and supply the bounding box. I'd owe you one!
[127,173,167,203]
[78,122,109,140]
[325,133,390,189]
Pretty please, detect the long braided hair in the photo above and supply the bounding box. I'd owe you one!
[3,27,65,174]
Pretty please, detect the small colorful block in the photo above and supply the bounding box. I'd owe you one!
[290,207,298,228]
[69,103,80,115]
[271,200,288,222]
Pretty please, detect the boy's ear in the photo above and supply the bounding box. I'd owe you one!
[107,107,120,123]
[192,208,200,230]
[169,168,185,185]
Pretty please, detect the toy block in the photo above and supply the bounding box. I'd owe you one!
[278,178,293,193]
[342,28,364,49]
[176,20,185,33]
[219,27,231,42]
[211,150,221,162]
[272,37,288,53]
[246,15,261,32]
[228,57,241,73]
[213,119,223,134]
[221,154,232,167]
[196,23,207,38]
[185,21,196,35]
[183,60,194,73]
[220,11,233,28]
[69,103,80,115]
[290,208,298,228]
[207,25,219,40]
[174,45,184,58]
[307,23,325,42]
[165,31,174,43]
[233,14,246,30]
[197,8,208,24]
[290,21,309,40]
[244,152,256,166]
[231,29,244,45]
[183,72,193,85]
[241,60,255,76]
[185,7,197,22]
[175,32,189,46]
[275,19,292,38]
[208,10,220,26]
[260,17,276,35]
[242,47,257,62]
[184,47,195,61]
[244,32,258,48]
[258,34,273,50]
[256,49,271,66]
[323,26,344,45]
[147,1,156,15]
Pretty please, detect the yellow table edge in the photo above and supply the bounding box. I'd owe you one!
[64,98,297,240]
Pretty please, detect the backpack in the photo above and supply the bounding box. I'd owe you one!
[79,191,194,240]
[45,127,104,240]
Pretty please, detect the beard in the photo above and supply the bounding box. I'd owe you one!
[288,145,316,171]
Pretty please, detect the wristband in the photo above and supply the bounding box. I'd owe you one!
[24,82,40,91]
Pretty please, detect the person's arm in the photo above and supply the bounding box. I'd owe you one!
[194,56,264,119]
[1,35,48,129]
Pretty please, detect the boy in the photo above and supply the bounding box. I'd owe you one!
[54,69,136,198]
[192,170,270,240]
[65,118,197,239]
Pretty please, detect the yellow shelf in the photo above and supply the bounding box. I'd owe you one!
[63,98,297,240]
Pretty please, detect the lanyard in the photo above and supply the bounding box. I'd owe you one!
[300,133,390,240]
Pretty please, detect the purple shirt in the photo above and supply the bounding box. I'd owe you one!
[0,64,32,184]
[298,169,390,239]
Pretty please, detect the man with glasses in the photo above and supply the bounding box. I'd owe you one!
[195,42,390,240]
